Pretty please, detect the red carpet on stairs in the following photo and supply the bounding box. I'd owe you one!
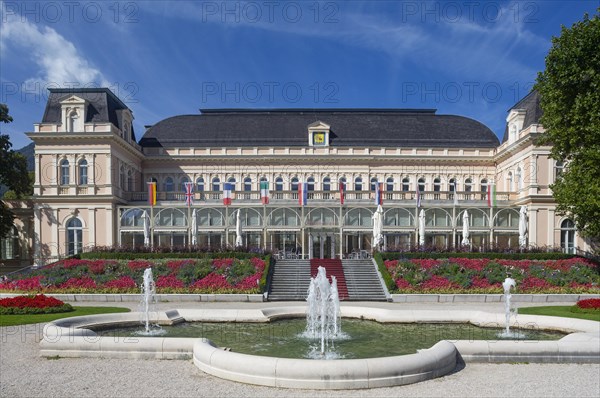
[310,259,349,300]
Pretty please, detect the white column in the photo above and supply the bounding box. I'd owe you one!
[52,209,59,258]
[547,208,555,248]
[88,208,96,247]
[105,207,114,246]
[33,205,41,265]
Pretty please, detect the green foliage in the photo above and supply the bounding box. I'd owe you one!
[483,261,508,284]
[381,252,581,261]
[0,304,73,315]
[535,10,600,245]
[518,305,600,322]
[80,251,258,260]
[176,259,211,284]
[373,252,395,292]
[259,254,272,292]
[0,306,130,327]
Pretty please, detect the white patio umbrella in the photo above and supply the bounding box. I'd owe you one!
[519,205,528,249]
[461,210,470,246]
[372,205,384,250]
[418,209,425,246]
[235,209,243,247]
[142,210,150,247]
[190,209,197,246]
[308,233,313,259]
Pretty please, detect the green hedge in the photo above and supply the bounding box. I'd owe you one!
[80,252,260,260]
[381,252,583,261]
[0,304,74,315]
[373,252,396,292]
[259,254,272,293]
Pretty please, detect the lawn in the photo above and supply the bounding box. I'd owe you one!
[0,306,131,327]
[517,305,600,322]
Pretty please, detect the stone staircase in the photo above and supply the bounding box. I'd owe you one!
[267,259,311,301]
[267,258,388,301]
[342,259,388,301]
[310,259,349,300]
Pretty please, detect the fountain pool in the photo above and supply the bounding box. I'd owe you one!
[95,317,565,359]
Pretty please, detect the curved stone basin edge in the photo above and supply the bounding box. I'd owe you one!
[39,306,600,389]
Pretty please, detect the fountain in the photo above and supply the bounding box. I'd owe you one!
[304,266,343,358]
[499,277,521,338]
[139,267,163,335]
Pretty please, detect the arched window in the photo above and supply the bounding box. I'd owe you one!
[433,177,441,199]
[275,177,284,191]
[516,167,523,191]
[196,177,205,192]
[291,177,299,200]
[120,166,126,189]
[68,110,78,132]
[60,159,70,185]
[164,177,174,192]
[1,226,19,260]
[244,177,252,191]
[418,178,425,192]
[226,177,236,192]
[449,178,456,201]
[386,177,394,191]
[66,218,83,256]
[560,219,576,254]
[554,161,564,180]
[480,178,488,200]
[180,177,190,192]
[509,124,517,142]
[78,159,88,185]
[402,177,410,192]
[307,177,315,199]
[212,177,220,192]
[323,177,331,191]
[370,177,378,191]
[354,177,362,191]
[127,170,133,192]
[464,178,472,200]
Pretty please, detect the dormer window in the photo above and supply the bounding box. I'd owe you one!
[307,121,330,147]
[68,110,79,132]
[60,95,87,132]
[509,124,517,142]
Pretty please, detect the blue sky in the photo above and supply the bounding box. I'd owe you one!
[1,1,598,149]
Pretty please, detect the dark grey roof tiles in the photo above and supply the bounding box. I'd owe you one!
[140,109,499,148]
[41,88,135,140]
[502,91,543,143]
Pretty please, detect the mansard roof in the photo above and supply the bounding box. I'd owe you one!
[40,88,136,141]
[140,109,499,148]
[502,90,543,143]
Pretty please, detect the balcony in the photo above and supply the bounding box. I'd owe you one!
[123,190,515,206]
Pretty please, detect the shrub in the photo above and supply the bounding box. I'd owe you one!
[0,294,73,315]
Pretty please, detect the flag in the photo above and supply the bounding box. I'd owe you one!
[487,182,497,208]
[184,182,194,206]
[339,181,345,205]
[374,182,383,205]
[298,182,308,206]
[147,182,156,206]
[416,186,421,208]
[453,179,459,206]
[260,181,269,204]
[223,183,232,205]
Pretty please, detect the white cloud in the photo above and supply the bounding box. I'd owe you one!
[1,14,109,87]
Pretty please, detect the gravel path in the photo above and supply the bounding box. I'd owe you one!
[1,301,599,397]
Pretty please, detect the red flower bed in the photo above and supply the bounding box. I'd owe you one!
[212,258,235,270]
[59,277,97,290]
[191,273,232,290]
[155,275,185,289]
[103,276,137,290]
[0,294,73,314]
[576,298,600,310]
[127,260,153,271]
[421,275,458,290]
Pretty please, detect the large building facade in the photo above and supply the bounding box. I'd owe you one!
[5,88,589,266]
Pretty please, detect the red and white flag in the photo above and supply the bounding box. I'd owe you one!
[260,181,269,204]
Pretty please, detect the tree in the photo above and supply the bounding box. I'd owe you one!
[0,104,31,237]
[535,10,600,248]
